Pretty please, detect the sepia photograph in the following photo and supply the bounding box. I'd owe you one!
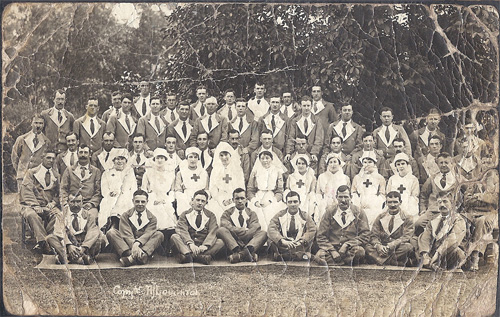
[2,2,499,316]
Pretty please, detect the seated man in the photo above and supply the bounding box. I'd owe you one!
[54,132,79,176]
[268,191,317,262]
[46,194,106,265]
[418,192,466,271]
[91,132,119,173]
[171,190,224,265]
[217,188,266,263]
[106,190,164,266]
[19,148,63,253]
[365,191,415,266]
[315,185,370,266]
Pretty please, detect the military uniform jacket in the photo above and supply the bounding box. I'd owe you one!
[286,115,324,156]
[176,208,219,247]
[220,206,261,238]
[11,131,50,180]
[258,112,289,153]
[325,120,365,155]
[189,113,229,149]
[60,164,102,208]
[373,124,411,158]
[119,208,159,247]
[106,112,137,148]
[166,118,195,152]
[20,165,60,208]
[73,115,106,153]
[230,114,259,152]
[370,210,414,247]
[136,113,168,151]
[268,209,317,244]
[40,107,75,149]
[418,214,466,255]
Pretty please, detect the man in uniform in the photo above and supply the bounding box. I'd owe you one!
[136,95,169,151]
[134,81,151,118]
[229,98,259,153]
[167,101,195,157]
[105,93,137,148]
[101,91,122,124]
[189,85,209,120]
[373,107,411,159]
[324,104,364,158]
[40,89,75,153]
[247,82,270,120]
[73,95,106,153]
[189,96,228,150]
[258,96,288,153]
[55,133,79,175]
[310,85,338,135]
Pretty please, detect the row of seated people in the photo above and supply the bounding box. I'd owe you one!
[18,141,497,271]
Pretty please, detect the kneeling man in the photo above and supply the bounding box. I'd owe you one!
[365,191,415,266]
[106,190,164,266]
[217,188,267,263]
[171,190,224,265]
[315,185,370,266]
[268,191,317,261]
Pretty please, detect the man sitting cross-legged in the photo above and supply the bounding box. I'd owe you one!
[106,190,164,267]
[267,191,317,262]
[171,190,224,265]
[216,188,267,263]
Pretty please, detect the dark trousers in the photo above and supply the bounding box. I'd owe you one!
[316,245,365,265]
[271,240,313,261]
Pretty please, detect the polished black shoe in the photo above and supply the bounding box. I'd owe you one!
[229,253,241,264]
[119,255,135,267]
[179,253,194,264]
[196,255,212,265]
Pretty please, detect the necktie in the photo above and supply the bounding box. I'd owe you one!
[304,118,309,133]
[182,121,187,138]
[208,116,213,131]
[116,108,120,116]
[33,134,39,148]
[155,116,161,133]
[228,107,233,121]
[341,212,347,225]
[72,214,80,232]
[142,99,147,116]
[105,151,110,162]
[44,170,51,187]
[58,111,63,123]
[388,215,395,233]
[288,215,296,238]
[90,119,95,135]
[435,217,445,236]
[201,151,206,167]
[313,102,318,113]
[427,132,432,145]
[136,154,141,164]
[238,118,243,132]
[125,114,131,131]
[284,107,289,118]
[271,115,276,132]
[170,110,176,122]
[80,166,86,179]
[70,152,75,166]
[385,126,390,143]
[257,99,261,105]
[440,173,447,188]
[342,122,347,139]
[195,211,202,228]
[137,212,143,226]
[238,210,245,227]
[200,103,205,116]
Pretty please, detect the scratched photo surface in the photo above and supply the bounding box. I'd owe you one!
[2,2,499,316]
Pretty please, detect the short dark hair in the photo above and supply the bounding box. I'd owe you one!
[255,81,265,87]
[103,132,115,139]
[380,107,393,114]
[362,132,374,140]
[393,137,405,145]
[193,189,209,200]
[436,152,451,160]
[178,100,191,108]
[165,133,177,140]
[66,132,78,141]
[150,95,162,103]
[235,98,246,104]
[331,135,343,143]
[429,135,442,144]
[261,129,273,136]
[300,96,313,103]
[32,114,45,124]
[386,191,402,202]
[121,93,133,102]
[88,95,98,102]
[232,188,246,197]
[286,190,301,202]
[133,133,145,141]
[336,185,351,196]
[228,128,240,136]
[133,189,149,199]
[43,147,57,156]
[196,85,207,92]
[111,91,121,97]
[197,131,208,138]
[224,89,236,96]
[54,89,66,97]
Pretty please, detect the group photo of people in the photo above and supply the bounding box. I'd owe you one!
[11,82,499,272]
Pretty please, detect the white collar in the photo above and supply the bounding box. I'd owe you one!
[332,208,355,229]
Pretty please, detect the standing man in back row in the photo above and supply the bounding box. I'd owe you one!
[134,81,151,118]
[373,107,411,159]
[40,89,75,153]
[247,82,270,120]
[310,85,338,135]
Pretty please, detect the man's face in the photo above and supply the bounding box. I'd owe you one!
[224,92,235,105]
[133,194,148,212]
[32,118,44,134]
[86,99,99,117]
[150,99,162,114]
[330,137,342,152]
[54,92,66,110]
[426,114,440,130]
[362,136,374,150]
[301,101,312,116]
[260,133,273,149]
[429,138,442,155]
[187,153,199,167]
[102,135,114,152]
[139,82,149,96]
[336,190,351,210]
[386,196,401,212]
[295,138,307,154]
[235,102,247,117]
[437,156,452,174]
[166,95,177,110]
[69,196,83,213]
[341,105,353,122]
[311,86,322,101]
[178,105,190,120]
[282,93,292,106]
[197,134,208,150]
[380,111,393,126]
[42,153,56,169]
[393,141,405,154]
[254,85,265,98]
[206,99,218,115]
[196,89,207,103]
[121,97,132,113]
[233,191,247,210]
[460,139,472,157]
[133,137,144,152]
[270,98,281,113]
[286,195,301,213]
[66,135,78,151]
[395,160,408,174]
[437,196,452,216]
[166,137,176,153]
[112,94,122,109]
[192,194,208,211]
[77,147,90,164]
[228,133,240,149]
